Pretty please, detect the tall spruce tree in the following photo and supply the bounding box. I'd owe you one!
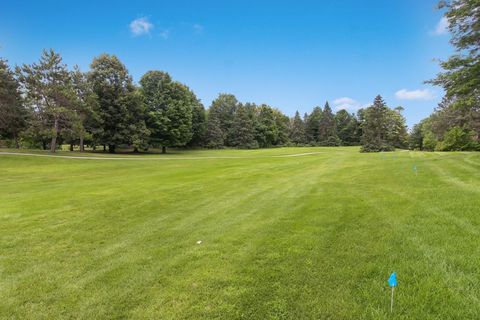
[305,106,322,145]
[360,95,393,152]
[289,110,306,145]
[0,59,27,148]
[232,103,258,148]
[318,101,340,146]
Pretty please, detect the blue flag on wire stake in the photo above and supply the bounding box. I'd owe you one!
[388,272,397,287]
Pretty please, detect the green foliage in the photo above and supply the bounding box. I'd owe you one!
[360,95,394,152]
[0,59,27,147]
[409,123,424,150]
[188,103,207,147]
[16,49,78,152]
[89,54,140,152]
[305,106,322,144]
[256,104,279,148]
[427,0,480,145]
[335,110,359,146]
[206,94,240,147]
[140,70,196,152]
[289,111,306,145]
[231,103,259,149]
[318,102,340,146]
[435,126,478,151]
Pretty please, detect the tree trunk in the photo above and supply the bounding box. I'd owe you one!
[50,118,59,153]
[79,136,84,152]
[69,144,74,151]
[109,144,115,153]
[92,144,96,151]
[133,147,139,153]
[13,133,19,149]
[42,141,47,150]
[103,144,106,151]
[162,146,166,154]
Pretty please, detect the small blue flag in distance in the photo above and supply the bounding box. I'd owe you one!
[388,272,397,287]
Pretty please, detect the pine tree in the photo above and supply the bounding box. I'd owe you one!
[360,95,394,152]
[205,112,224,148]
[289,110,306,145]
[232,103,258,148]
[17,49,77,153]
[335,110,360,146]
[318,101,340,146]
[305,106,322,145]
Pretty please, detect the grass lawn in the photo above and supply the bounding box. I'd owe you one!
[1,147,479,319]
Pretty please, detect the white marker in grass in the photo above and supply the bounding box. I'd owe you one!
[388,272,397,313]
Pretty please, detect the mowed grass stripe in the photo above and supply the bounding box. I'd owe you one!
[1,148,479,319]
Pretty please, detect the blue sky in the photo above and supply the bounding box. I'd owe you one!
[0,0,452,127]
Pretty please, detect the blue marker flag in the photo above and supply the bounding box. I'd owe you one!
[388,272,397,287]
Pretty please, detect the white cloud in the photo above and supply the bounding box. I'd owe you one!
[332,97,364,111]
[193,24,204,34]
[395,89,435,101]
[130,17,154,36]
[433,17,449,35]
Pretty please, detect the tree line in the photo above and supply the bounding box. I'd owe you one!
[0,50,409,153]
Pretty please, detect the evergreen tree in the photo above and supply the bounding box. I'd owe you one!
[360,95,393,152]
[232,103,258,148]
[305,106,322,145]
[335,109,359,146]
[17,49,77,153]
[0,59,27,148]
[206,94,239,147]
[289,110,306,145]
[318,101,340,146]
[274,108,290,146]
[205,111,224,148]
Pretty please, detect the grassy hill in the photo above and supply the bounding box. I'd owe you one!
[1,147,479,319]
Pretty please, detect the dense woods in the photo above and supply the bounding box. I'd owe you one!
[0,0,479,153]
[0,50,409,153]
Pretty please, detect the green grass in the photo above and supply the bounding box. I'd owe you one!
[1,147,479,319]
